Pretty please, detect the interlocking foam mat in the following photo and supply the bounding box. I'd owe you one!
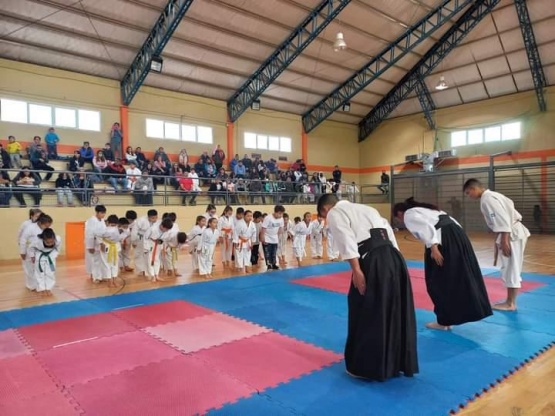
[0,261,553,415]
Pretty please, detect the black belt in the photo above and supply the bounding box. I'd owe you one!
[435,214,454,230]
[357,228,392,256]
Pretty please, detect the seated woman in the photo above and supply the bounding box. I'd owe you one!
[133,170,154,206]
[12,167,42,207]
[55,172,75,207]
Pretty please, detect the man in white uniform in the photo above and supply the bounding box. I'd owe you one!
[464,179,530,311]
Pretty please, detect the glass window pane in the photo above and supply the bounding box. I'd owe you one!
[78,109,100,131]
[244,132,257,149]
[257,135,267,150]
[197,126,213,144]
[280,137,292,153]
[29,104,52,126]
[182,124,196,142]
[54,107,76,128]
[268,136,280,151]
[146,119,164,138]
[484,126,501,142]
[451,131,466,147]
[164,122,180,140]
[502,122,521,141]
[467,129,483,145]
[1,99,28,123]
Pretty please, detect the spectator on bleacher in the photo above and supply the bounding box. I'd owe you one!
[55,172,75,207]
[44,128,60,160]
[179,172,199,206]
[178,149,190,171]
[133,170,154,206]
[0,159,12,207]
[207,179,224,205]
[68,150,85,172]
[29,136,41,156]
[12,167,42,207]
[229,154,239,172]
[101,143,114,161]
[169,163,183,190]
[126,161,141,190]
[104,159,129,192]
[216,167,228,182]
[134,147,147,170]
[125,146,137,165]
[233,160,246,178]
[29,144,54,181]
[204,158,217,178]
[199,151,210,165]
[193,160,205,180]
[242,154,253,171]
[72,167,93,206]
[0,143,11,169]
[266,159,277,178]
[147,161,164,190]
[7,136,22,168]
[332,165,342,187]
[93,150,108,173]
[153,154,170,177]
[249,174,265,204]
[153,147,170,164]
[212,145,226,171]
[189,167,200,190]
[79,142,94,165]
[109,122,123,160]
[222,178,237,205]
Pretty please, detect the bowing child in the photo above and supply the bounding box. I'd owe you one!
[30,227,61,296]
[144,218,173,283]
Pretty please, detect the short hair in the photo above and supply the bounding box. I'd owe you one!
[106,215,119,225]
[161,218,174,230]
[118,217,130,226]
[38,228,56,240]
[317,194,338,216]
[37,214,53,225]
[253,211,262,219]
[29,208,42,218]
[294,216,301,223]
[244,210,252,216]
[147,209,158,217]
[273,205,285,213]
[177,232,187,245]
[236,207,245,215]
[167,212,177,222]
[95,205,107,213]
[463,178,484,191]
[125,210,137,220]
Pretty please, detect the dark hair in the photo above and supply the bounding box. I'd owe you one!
[147,209,158,217]
[244,210,252,216]
[161,218,174,230]
[106,215,119,225]
[273,205,285,213]
[95,205,107,213]
[37,214,53,225]
[206,204,216,212]
[222,205,233,215]
[283,213,289,219]
[463,178,483,191]
[38,228,56,240]
[253,211,262,219]
[236,207,245,215]
[29,208,42,219]
[317,194,338,216]
[125,210,137,220]
[177,232,187,245]
[195,215,205,225]
[392,197,440,217]
[208,217,218,226]
[294,216,301,223]
[118,217,130,226]
[167,212,177,222]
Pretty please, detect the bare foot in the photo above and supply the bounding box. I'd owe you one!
[174,272,182,277]
[425,322,451,331]
[492,302,517,311]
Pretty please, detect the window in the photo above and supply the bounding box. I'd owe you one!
[0,98,27,123]
[450,121,521,148]
[78,109,101,131]
[54,108,77,128]
[145,118,213,143]
[1,98,101,131]
[29,104,52,126]
[243,132,293,153]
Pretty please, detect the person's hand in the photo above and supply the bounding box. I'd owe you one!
[20,254,26,260]
[88,248,95,254]
[352,269,366,295]
[501,234,511,257]
[430,245,444,266]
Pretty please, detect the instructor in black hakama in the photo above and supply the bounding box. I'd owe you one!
[318,195,418,381]
[393,198,492,331]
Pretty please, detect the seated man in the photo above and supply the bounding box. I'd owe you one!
[178,172,199,206]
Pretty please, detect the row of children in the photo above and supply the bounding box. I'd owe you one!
[18,209,60,296]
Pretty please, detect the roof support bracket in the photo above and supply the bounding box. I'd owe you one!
[120,0,195,106]
[358,0,501,142]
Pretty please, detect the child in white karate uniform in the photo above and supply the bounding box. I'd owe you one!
[198,218,221,278]
[162,227,187,277]
[292,213,312,267]
[131,209,159,276]
[120,210,137,272]
[20,213,53,291]
[310,215,325,258]
[144,218,173,282]
[85,205,106,278]
[118,217,131,272]
[233,210,257,273]
[30,227,61,296]
[218,206,234,268]
[325,224,339,261]
[95,215,123,286]
[277,213,292,265]
[188,216,206,273]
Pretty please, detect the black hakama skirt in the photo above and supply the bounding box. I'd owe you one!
[424,215,493,326]
[345,228,419,381]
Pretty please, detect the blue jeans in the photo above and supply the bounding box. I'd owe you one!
[47,143,58,160]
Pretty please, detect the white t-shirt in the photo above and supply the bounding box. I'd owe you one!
[262,214,284,244]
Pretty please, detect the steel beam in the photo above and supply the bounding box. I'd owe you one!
[415,78,436,130]
[302,0,474,133]
[120,0,195,106]
[514,0,547,112]
[227,0,352,122]
[359,0,500,142]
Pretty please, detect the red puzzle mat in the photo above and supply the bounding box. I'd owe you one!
[292,269,545,310]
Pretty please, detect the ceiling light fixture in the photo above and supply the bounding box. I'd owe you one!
[251,99,261,111]
[150,56,163,73]
[333,32,347,52]
[341,102,351,112]
[435,75,448,90]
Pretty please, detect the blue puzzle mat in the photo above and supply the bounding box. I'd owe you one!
[1,262,553,416]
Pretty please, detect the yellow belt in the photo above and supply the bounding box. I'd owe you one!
[102,239,118,265]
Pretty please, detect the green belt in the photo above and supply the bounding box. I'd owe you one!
[37,249,56,273]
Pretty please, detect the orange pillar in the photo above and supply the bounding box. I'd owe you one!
[227,121,234,160]
[65,222,85,260]
[301,128,308,163]
[120,106,129,154]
